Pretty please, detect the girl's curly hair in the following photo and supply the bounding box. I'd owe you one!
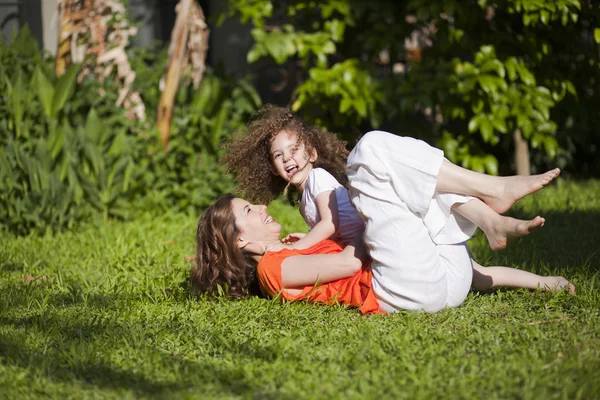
[190,194,260,299]
[222,104,349,204]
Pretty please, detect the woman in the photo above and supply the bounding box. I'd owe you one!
[191,131,574,314]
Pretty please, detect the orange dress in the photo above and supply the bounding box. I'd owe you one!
[257,240,384,315]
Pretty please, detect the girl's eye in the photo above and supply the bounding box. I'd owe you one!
[274,154,282,159]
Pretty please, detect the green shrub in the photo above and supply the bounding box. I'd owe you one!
[0,26,262,235]
[0,27,137,234]
[131,72,262,215]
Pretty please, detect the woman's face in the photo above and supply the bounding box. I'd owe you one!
[231,198,282,245]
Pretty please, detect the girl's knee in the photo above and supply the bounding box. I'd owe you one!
[356,130,393,151]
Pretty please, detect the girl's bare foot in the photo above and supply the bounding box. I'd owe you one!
[481,168,560,214]
[541,276,576,294]
[482,215,545,251]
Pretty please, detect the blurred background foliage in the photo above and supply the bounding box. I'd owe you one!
[225,0,599,176]
[1,0,599,235]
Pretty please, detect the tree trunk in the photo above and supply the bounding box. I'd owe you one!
[514,129,530,176]
[55,0,74,76]
[157,0,194,150]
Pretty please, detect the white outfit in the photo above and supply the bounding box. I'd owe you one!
[300,168,365,245]
[347,130,477,313]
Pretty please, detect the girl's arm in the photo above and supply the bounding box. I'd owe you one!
[280,237,367,287]
[289,190,339,250]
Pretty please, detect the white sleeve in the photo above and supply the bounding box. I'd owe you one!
[307,168,342,197]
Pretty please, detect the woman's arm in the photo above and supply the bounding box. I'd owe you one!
[280,238,367,287]
[289,191,339,250]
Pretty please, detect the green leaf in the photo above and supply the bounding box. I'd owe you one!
[6,71,26,137]
[491,117,508,134]
[480,118,494,143]
[84,108,104,145]
[565,81,577,96]
[107,132,127,157]
[468,116,480,133]
[537,121,556,134]
[543,136,558,159]
[52,64,80,117]
[478,75,498,93]
[247,46,264,63]
[594,28,600,44]
[516,64,536,86]
[481,59,505,78]
[483,155,498,175]
[122,161,134,192]
[83,141,104,176]
[339,97,352,113]
[505,58,518,81]
[49,123,67,159]
[33,66,55,119]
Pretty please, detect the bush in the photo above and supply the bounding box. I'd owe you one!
[129,49,262,215]
[0,27,136,234]
[0,26,262,235]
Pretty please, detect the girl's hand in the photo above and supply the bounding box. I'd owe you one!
[264,241,289,253]
[281,233,307,244]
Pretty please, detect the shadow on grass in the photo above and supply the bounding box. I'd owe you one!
[470,209,600,277]
[0,280,261,397]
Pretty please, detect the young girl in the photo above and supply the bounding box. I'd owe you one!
[223,105,365,250]
[223,105,559,254]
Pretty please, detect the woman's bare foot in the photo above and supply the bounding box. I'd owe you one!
[541,276,576,294]
[482,215,546,251]
[481,168,560,214]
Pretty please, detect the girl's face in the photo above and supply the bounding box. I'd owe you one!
[270,130,317,191]
[232,198,281,248]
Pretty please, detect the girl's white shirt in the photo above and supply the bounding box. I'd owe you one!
[300,168,365,245]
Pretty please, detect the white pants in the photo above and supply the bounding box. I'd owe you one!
[347,130,477,313]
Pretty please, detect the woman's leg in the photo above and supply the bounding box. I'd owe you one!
[451,198,545,251]
[436,160,560,214]
[471,259,575,293]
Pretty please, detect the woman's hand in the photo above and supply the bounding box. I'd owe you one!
[281,232,307,244]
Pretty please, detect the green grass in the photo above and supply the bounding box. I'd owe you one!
[1,181,599,399]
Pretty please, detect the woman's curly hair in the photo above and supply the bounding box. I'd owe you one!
[190,194,260,299]
[222,104,349,204]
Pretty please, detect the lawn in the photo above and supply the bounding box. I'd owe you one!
[1,180,599,399]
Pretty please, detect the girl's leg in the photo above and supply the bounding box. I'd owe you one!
[451,198,545,251]
[436,160,560,214]
[471,259,575,293]
[347,131,474,312]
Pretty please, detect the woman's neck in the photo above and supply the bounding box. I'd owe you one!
[245,239,281,258]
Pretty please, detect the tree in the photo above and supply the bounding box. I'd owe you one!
[224,0,599,175]
[156,0,209,150]
[55,0,145,120]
